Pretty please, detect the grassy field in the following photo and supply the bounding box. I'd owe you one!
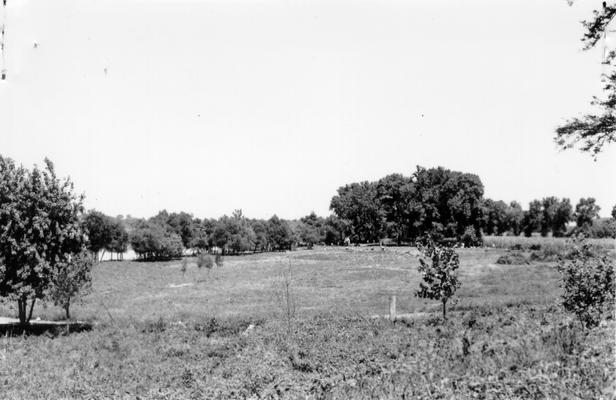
[0,246,614,399]
[482,235,614,251]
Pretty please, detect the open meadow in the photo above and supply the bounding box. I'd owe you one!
[0,243,614,399]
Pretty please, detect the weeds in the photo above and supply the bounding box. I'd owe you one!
[557,238,615,328]
[275,257,297,338]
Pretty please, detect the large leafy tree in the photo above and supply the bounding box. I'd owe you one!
[505,201,525,236]
[82,210,114,260]
[376,174,416,244]
[0,156,87,325]
[129,220,183,260]
[556,2,616,156]
[482,199,509,236]
[575,197,601,229]
[553,198,573,237]
[412,166,484,245]
[330,181,385,243]
[523,200,543,237]
[267,215,294,251]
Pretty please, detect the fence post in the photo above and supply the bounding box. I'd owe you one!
[389,295,396,322]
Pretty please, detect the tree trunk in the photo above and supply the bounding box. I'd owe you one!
[17,299,25,326]
[27,298,36,322]
[442,300,447,321]
[64,299,71,320]
[100,249,106,262]
[17,297,35,327]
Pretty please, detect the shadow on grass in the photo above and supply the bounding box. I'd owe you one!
[0,321,92,337]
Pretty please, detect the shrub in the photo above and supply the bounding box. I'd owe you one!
[587,218,616,239]
[180,258,188,277]
[496,251,529,265]
[197,253,214,271]
[557,239,615,328]
[215,254,224,267]
[460,226,482,247]
[415,240,461,320]
[530,247,560,262]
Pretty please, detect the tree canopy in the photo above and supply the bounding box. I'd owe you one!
[0,156,87,325]
[556,2,616,156]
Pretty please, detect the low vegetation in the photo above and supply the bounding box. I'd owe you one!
[0,245,613,398]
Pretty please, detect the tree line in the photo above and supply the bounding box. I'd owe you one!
[82,209,350,261]
[331,167,614,245]
[83,166,615,261]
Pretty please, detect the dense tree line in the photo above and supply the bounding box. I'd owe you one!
[330,167,485,246]
[481,196,612,238]
[79,166,614,262]
[81,208,349,261]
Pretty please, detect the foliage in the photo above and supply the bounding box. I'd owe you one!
[210,210,257,254]
[250,219,270,252]
[505,201,525,236]
[47,250,93,319]
[107,218,129,255]
[415,240,461,319]
[557,238,615,328]
[496,251,529,265]
[575,197,601,229]
[215,253,224,267]
[267,215,294,251]
[376,174,416,244]
[331,167,484,245]
[522,200,543,237]
[556,2,616,156]
[129,221,183,260]
[330,181,385,243]
[2,306,612,399]
[0,156,86,325]
[482,199,507,236]
[82,210,113,257]
[196,253,214,271]
[412,166,484,245]
[323,215,348,245]
[587,218,616,238]
[82,211,128,260]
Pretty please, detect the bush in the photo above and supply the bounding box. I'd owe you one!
[215,254,224,267]
[530,247,560,262]
[197,253,214,271]
[557,239,615,328]
[496,251,529,265]
[461,226,482,247]
[587,218,616,239]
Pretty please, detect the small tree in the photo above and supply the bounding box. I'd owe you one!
[47,251,93,319]
[557,238,615,328]
[415,240,461,320]
[196,253,214,278]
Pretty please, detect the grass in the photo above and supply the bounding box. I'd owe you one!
[483,235,614,251]
[0,246,565,321]
[0,245,613,398]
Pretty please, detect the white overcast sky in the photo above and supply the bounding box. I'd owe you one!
[0,0,614,219]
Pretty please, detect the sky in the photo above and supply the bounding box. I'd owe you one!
[0,0,614,220]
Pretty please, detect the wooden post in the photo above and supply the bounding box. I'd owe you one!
[389,295,397,322]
